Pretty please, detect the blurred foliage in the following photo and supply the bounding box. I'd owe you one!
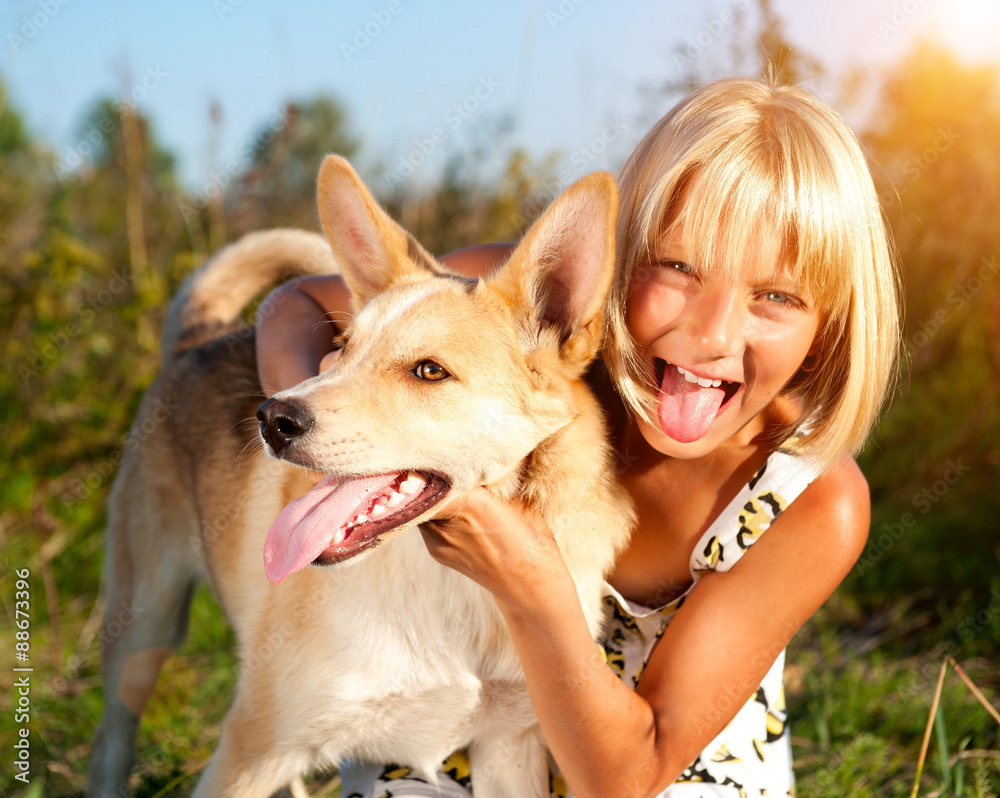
[227,96,361,235]
[1,16,999,796]
[380,116,563,254]
[1,83,30,154]
[853,41,1000,613]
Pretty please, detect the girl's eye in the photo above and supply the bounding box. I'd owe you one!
[762,290,805,308]
[413,360,450,381]
[656,259,694,275]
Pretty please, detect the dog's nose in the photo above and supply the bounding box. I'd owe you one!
[257,398,315,453]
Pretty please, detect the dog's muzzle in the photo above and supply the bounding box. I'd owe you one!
[257,398,315,454]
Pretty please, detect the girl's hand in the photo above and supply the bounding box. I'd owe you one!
[420,488,565,598]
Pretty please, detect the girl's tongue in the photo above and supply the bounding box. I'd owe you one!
[657,363,726,443]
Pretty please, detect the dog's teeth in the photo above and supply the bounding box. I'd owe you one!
[333,526,347,545]
[370,504,388,519]
[387,491,405,507]
[400,472,425,495]
[355,514,369,524]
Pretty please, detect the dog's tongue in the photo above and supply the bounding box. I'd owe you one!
[264,473,398,584]
[657,364,726,444]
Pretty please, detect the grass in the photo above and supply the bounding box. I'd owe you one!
[786,597,1000,798]
[2,503,998,797]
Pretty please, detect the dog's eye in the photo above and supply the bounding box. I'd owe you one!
[413,360,449,381]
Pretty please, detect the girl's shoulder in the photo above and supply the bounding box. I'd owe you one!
[746,397,871,551]
[682,446,864,578]
[743,452,871,580]
[793,454,870,546]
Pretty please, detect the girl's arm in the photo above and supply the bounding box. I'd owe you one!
[255,242,515,396]
[421,456,870,798]
[256,275,351,396]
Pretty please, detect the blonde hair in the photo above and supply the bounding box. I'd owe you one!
[604,77,900,473]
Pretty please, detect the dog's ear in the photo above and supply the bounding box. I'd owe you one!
[489,171,618,374]
[316,155,441,310]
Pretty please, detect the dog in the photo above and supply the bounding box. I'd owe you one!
[88,155,632,798]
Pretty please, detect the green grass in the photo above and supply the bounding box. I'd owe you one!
[2,496,997,797]
[787,598,1000,798]
[5,577,998,797]
[3,582,343,798]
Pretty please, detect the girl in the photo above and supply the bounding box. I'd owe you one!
[255,77,900,798]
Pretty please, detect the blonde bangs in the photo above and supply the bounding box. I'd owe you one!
[666,122,857,324]
[604,77,900,474]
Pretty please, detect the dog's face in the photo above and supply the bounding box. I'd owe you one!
[258,156,617,583]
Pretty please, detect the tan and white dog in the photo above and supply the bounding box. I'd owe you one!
[88,156,632,798]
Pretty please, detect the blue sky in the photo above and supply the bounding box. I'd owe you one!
[2,0,998,191]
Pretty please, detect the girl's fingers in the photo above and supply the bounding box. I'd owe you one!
[419,489,560,597]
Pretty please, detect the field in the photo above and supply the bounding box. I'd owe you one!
[2,27,999,798]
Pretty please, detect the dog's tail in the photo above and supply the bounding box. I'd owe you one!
[161,229,339,366]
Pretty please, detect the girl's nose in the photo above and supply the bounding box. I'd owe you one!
[687,283,744,361]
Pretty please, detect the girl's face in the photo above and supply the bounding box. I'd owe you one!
[626,222,822,458]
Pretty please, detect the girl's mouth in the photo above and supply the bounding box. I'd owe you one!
[653,358,742,443]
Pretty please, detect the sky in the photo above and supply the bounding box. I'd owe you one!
[2,0,999,193]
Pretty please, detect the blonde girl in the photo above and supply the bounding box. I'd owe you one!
[256,76,900,797]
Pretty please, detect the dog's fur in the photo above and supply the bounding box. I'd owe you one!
[88,156,632,798]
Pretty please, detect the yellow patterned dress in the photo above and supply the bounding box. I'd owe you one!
[598,449,820,796]
[340,449,819,798]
